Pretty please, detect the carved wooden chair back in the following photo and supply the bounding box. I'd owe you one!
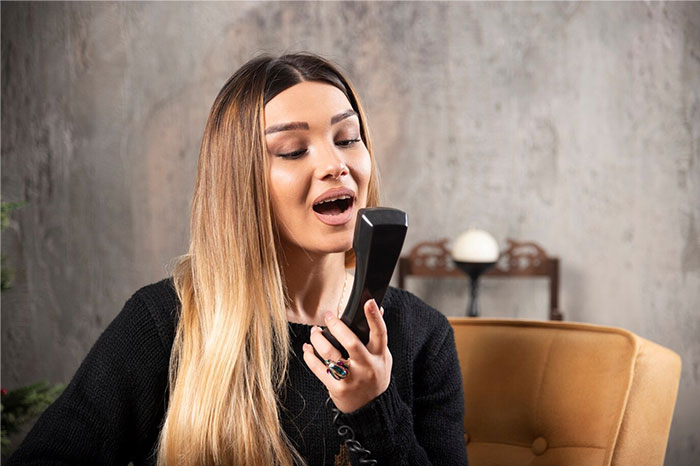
[397,238,562,320]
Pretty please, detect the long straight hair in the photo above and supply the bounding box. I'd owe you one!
[157,54,380,465]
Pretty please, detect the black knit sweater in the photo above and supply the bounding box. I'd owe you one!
[8,279,467,465]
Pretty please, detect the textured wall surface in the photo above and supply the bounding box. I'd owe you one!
[2,1,698,463]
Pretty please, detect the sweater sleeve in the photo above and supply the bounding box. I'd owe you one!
[340,293,468,466]
[7,290,173,465]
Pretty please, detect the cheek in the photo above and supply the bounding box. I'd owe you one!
[268,162,312,233]
[268,166,296,238]
[269,163,301,207]
[354,151,373,202]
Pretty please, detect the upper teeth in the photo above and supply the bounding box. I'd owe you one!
[316,195,351,205]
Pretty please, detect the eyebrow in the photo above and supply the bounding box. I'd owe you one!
[330,109,358,125]
[264,121,309,135]
[264,109,358,135]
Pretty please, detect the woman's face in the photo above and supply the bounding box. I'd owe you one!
[265,81,371,256]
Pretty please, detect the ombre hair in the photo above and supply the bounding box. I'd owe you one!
[157,54,379,465]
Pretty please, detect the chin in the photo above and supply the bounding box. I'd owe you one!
[316,234,354,255]
[325,240,354,255]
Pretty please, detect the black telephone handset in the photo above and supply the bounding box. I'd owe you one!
[320,207,407,465]
[322,207,408,359]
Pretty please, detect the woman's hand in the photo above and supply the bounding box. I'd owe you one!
[302,299,392,413]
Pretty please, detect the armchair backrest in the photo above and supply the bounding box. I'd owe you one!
[449,318,681,466]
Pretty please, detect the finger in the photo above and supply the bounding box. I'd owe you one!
[302,343,337,386]
[323,311,369,362]
[366,299,388,354]
[309,325,343,362]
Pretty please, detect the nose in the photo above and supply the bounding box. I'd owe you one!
[316,144,349,180]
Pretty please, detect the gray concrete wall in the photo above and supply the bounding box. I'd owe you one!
[2,1,698,463]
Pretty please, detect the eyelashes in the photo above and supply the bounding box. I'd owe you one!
[276,138,362,160]
[336,137,361,147]
[277,149,306,160]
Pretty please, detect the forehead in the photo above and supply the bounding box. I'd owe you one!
[264,81,354,127]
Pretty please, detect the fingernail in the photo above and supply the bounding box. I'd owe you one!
[302,343,310,351]
[324,311,333,321]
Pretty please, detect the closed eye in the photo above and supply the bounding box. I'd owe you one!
[277,148,307,159]
[336,138,361,147]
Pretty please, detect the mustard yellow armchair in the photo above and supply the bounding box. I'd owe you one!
[449,318,681,466]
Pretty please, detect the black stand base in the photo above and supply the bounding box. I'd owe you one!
[453,261,497,318]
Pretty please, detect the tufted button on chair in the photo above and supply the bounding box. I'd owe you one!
[449,318,681,466]
[531,437,547,456]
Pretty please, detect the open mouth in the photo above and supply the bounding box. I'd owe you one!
[312,195,354,216]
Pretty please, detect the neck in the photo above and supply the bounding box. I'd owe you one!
[280,246,351,326]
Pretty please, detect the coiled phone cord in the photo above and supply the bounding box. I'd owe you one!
[325,397,377,465]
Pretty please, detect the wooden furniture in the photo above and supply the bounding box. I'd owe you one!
[449,318,682,466]
[397,238,562,320]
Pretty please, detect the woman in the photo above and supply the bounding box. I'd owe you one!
[9,54,467,466]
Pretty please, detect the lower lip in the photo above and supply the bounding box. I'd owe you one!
[313,204,355,226]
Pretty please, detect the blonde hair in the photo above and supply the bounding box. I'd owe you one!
[157,54,380,465]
